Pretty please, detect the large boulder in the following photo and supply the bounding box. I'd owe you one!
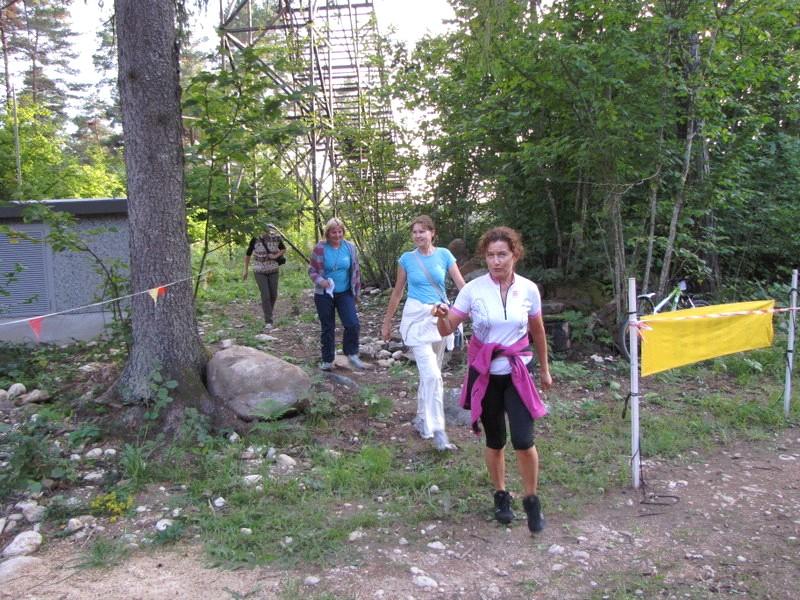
[207,345,312,421]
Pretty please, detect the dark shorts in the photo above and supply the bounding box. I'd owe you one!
[480,374,535,451]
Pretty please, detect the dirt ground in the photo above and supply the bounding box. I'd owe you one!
[2,289,799,599]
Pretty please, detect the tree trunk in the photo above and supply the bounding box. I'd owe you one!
[607,190,626,319]
[641,179,659,294]
[113,0,214,428]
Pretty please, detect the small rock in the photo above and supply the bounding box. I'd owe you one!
[427,541,446,551]
[66,518,84,533]
[240,528,253,536]
[85,448,103,459]
[228,432,241,443]
[429,485,440,494]
[1,531,43,558]
[413,575,438,589]
[276,454,297,468]
[551,563,566,572]
[103,448,117,458]
[21,505,45,524]
[548,544,565,555]
[213,497,226,508]
[220,339,234,349]
[242,474,263,487]
[83,470,104,482]
[6,383,26,400]
[70,453,82,462]
[348,529,365,542]
[572,550,591,561]
[15,389,50,405]
[304,576,321,586]
[155,519,174,531]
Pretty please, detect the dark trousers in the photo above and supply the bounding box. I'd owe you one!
[480,374,535,451]
[314,290,360,362]
[254,271,279,324]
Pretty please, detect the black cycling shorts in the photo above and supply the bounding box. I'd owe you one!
[480,373,535,450]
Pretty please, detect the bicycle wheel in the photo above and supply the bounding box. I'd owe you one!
[616,320,641,361]
[636,296,655,316]
[677,296,710,309]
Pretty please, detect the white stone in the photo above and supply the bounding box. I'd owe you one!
[240,528,253,536]
[413,575,438,589]
[66,518,84,533]
[551,563,566,572]
[70,453,81,461]
[427,541,446,551]
[548,544,565,555]
[220,339,234,349]
[135,505,149,513]
[276,454,297,467]
[7,383,26,400]
[304,576,321,586]
[83,470,104,482]
[103,448,117,458]
[22,505,45,524]
[2,531,43,558]
[171,508,182,518]
[348,529,366,542]
[228,432,241,443]
[243,474,263,487]
[0,389,7,402]
[213,497,226,508]
[85,448,103,459]
[399,537,408,545]
[0,556,42,582]
[155,519,174,531]
[572,550,591,561]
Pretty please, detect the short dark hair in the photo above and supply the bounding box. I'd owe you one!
[477,226,525,261]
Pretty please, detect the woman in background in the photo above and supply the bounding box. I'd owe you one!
[434,226,552,533]
[308,218,367,371]
[382,215,465,451]
[243,224,285,330]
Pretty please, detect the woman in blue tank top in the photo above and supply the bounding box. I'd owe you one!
[382,215,465,451]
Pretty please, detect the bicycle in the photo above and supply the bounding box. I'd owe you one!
[617,279,710,360]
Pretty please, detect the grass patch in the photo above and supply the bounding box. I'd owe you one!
[74,537,130,569]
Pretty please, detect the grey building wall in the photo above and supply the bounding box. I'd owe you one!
[51,215,130,313]
[0,199,130,318]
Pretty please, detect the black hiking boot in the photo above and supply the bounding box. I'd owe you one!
[523,494,545,533]
[493,490,514,525]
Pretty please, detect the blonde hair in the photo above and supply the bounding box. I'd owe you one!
[323,217,346,238]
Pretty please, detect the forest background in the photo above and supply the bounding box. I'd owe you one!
[1,0,799,399]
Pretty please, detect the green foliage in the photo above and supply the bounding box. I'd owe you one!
[0,416,74,500]
[144,367,178,421]
[68,424,102,448]
[0,101,124,201]
[399,0,800,305]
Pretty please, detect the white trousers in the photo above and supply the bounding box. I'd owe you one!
[410,340,446,438]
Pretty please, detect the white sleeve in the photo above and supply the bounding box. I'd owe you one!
[452,279,474,316]
[528,280,542,316]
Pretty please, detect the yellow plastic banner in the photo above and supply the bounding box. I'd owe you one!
[640,300,775,376]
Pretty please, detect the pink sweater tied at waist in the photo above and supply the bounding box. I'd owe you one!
[459,335,548,433]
